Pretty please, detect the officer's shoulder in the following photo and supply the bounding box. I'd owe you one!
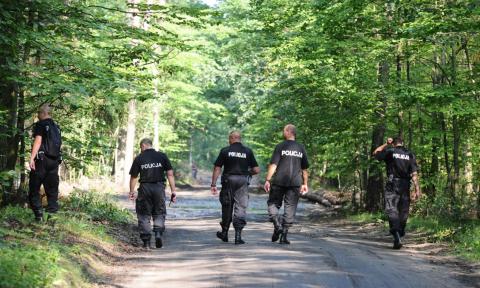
[241,144,252,151]
[220,146,230,152]
[405,148,415,156]
[35,119,47,127]
[156,150,168,157]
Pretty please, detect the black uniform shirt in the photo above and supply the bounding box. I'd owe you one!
[270,140,309,187]
[129,149,173,183]
[32,118,60,151]
[375,146,418,179]
[214,142,258,175]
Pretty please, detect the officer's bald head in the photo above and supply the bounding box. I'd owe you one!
[229,131,241,144]
[283,124,296,140]
[140,138,153,152]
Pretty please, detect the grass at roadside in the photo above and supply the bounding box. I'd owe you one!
[0,190,135,288]
[346,212,480,261]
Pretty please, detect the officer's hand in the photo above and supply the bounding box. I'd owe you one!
[387,138,393,145]
[171,192,177,203]
[412,190,422,201]
[129,191,136,201]
[211,186,218,195]
[300,185,308,195]
[29,159,36,171]
[264,180,271,193]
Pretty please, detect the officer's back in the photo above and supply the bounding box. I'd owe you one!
[271,140,308,187]
[217,142,256,176]
[131,148,171,183]
[376,146,417,179]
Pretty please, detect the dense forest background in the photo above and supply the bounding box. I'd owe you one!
[1,0,479,219]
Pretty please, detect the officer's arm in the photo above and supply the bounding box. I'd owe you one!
[166,170,176,194]
[263,164,277,193]
[129,176,138,198]
[29,136,42,170]
[302,169,308,186]
[373,138,393,155]
[211,166,222,186]
[373,143,389,155]
[412,172,421,199]
[265,164,277,182]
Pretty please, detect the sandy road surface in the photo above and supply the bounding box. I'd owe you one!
[109,188,474,288]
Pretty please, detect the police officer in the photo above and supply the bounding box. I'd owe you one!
[211,131,260,245]
[264,124,309,244]
[129,138,177,249]
[28,104,62,222]
[374,136,421,249]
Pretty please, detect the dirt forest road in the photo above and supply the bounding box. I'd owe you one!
[110,188,476,288]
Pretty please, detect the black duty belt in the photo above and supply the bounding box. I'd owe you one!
[223,174,249,177]
[388,175,411,181]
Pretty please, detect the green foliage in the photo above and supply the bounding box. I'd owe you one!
[0,247,59,288]
[347,212,480,260]
[346,212,386,224]
[408,217,480,261]
[63,190,133,224]
[208,0,480,216]
[0,191,134,287]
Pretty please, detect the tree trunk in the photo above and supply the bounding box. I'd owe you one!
[153,103,159,149]
[365,57,389,212]
[123,99,136,188]
[462,38,474,195]
[115,127,127,184]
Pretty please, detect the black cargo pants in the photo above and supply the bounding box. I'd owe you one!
[28,154,60,217]
[219,175,249,230]
[267,185,300,228]
[384,178,411,235]
[136,182,167,241]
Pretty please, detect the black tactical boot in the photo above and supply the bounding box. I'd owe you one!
[155,231,163,248]
[393,231,402,250]
[142,239,152,249]
[279,227,290,244]
[271,219,282,242]
[216,223,229,242]
[216,228,229,242]
[235,229,245,245]
[34,214,44,223]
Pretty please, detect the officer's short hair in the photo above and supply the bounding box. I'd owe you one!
[393,136,404,145]
[284,124,296,136]
[140,138,153,147]
[38,104,52,115]
[229,131,241,140]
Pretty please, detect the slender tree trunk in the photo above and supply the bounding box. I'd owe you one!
[462,38,474,195]
[396,52,404,137]
[123,99,136,188]
[122,0,142,188]
[365,57,389,212]
[189,135,193,167]
[115,127,127,184]
[148,0,165,150]
[153,103,159,149]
